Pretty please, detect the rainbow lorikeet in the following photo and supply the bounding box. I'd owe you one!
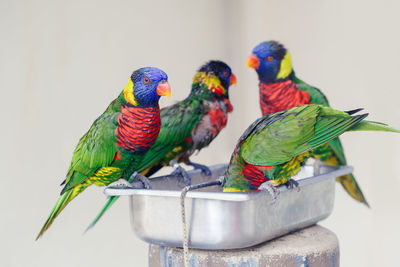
[36,67,171,239]
[223,104,399,194]
[86,60,236,230]
[247,40,369,205]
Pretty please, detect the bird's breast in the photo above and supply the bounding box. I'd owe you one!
[259,80,311,115]
[115,105,161,153]
[190,100,231,148]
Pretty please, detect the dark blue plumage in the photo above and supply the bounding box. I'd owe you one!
[251,41,289,83]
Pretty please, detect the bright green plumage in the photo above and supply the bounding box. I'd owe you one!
[249,40,375,205]
[37,67,170,239]
[87,60,235,230]
[293,75,371,204]
[37,101,128,239]
[84,101,201,230]
[223,105,400,192]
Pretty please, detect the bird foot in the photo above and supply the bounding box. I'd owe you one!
[185,160,212,176]
[130,172,152,189]
[285,178,300,192]
[170,160,191,186]
[258,181,280,202]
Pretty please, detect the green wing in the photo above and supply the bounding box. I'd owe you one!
[240,105,367,166]
[61,112,119,194]
[38,111,120,239]
[134,98,204,172]
[293,75,348,164]
[86,98,204,231]
[293,75,371,205]
[293,75,329,106]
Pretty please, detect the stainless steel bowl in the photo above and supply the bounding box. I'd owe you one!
[104,163,352,250]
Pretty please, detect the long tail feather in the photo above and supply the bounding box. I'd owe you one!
[36,185,86,240]
[85,196,119,232]
[86,169,154,232]
[336,173,369,207]
[350,120,400,133]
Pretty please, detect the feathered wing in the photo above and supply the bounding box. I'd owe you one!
[86,99,204,231]
[240,105,367,166]
[293,75,329,106]
[135,99,203,171]
[37,111,120,239]
[294,76,369,205]
[62,112,120,193]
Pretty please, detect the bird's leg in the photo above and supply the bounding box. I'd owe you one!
[185,159,212,176]
[170,159,191,186]
[258,181,280,202]
[130,172,152,189]
[285,178,300,192]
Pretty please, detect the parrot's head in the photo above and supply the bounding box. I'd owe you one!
[123,67,171,107]
[192,60,237,97]
[247,41,293,84]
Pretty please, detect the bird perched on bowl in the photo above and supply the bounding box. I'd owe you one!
[223,104,399,196]
[87,60,236,230]
[36,67,171,239]
[247,40,368,205]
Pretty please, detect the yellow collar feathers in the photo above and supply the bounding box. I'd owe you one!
[123,79,138,106]
[192,72,226,95]
[276,51,293,80]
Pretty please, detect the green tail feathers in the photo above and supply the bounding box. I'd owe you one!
[336,173,369,207]
[85,196,120,232]
[350,120,400,133]
[86,174,138,231]
[86,175,136,231]
[36,190,75,240]
[337,119,398,207]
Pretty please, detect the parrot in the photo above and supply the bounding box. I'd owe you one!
[223,104,400,194]
[86,60,236,230]
[36,67,171,239]
[247,40,369,205]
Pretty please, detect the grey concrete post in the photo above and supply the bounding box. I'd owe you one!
[149,225,339,267]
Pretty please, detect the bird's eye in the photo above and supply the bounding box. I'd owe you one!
[143,77,150,84]
[223,71,229,78]
[267,56,274,62]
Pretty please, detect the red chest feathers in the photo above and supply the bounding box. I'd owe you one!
[242,163,273,188]
[259,80,311,115]
[208,99,232,133]
[115,105,161,153]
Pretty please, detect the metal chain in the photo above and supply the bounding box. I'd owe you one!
[180,176,225,267]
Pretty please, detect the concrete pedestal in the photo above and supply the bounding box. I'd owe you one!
[149,225,339,267]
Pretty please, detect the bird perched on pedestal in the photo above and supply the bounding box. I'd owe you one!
[87,60,236,230]
[36,67,171,239]
[223,104,399,195]
[247,40,369,205]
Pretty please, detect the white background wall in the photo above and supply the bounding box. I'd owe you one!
[2,0,400,266]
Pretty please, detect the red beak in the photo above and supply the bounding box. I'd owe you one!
[246,54,260,69]
[156,81,171,99]
[230,73,237,86]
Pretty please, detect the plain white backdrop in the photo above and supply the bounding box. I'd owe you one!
[2,0,400,266]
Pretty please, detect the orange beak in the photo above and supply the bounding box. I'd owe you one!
[156,81,171,99]
[230,73,237,86]
[246,54,260,69]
